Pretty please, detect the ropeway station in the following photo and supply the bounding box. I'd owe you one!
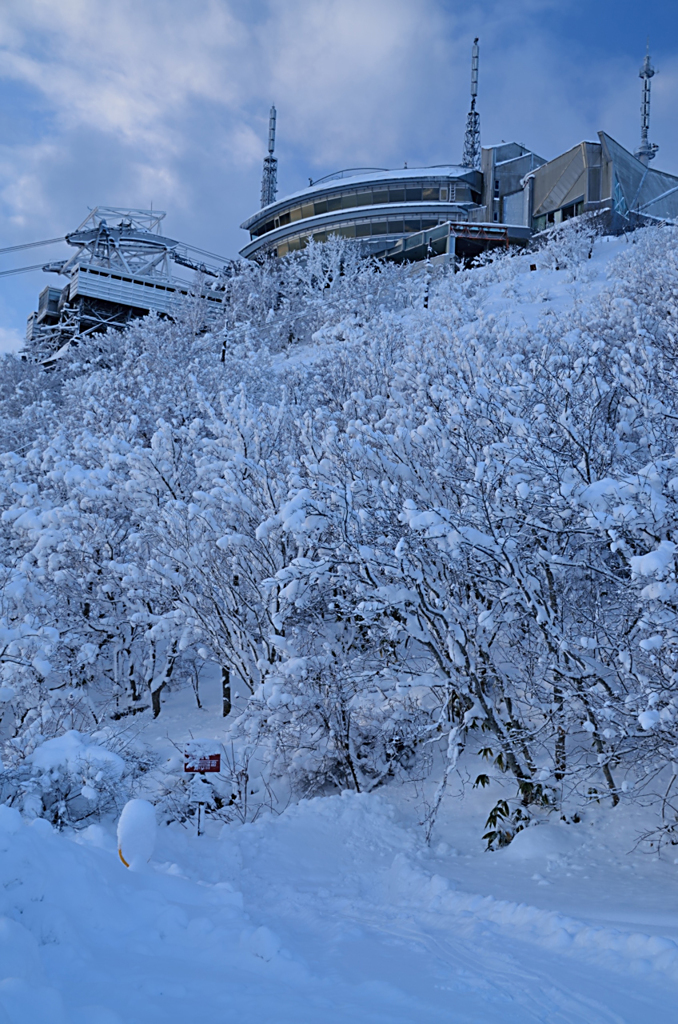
[10,207,233,357]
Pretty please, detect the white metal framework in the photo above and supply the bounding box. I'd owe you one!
[25,207,232,357]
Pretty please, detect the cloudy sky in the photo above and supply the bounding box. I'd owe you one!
[0,0,676,349]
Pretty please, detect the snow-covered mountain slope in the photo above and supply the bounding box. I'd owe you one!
[3,224,678,1022]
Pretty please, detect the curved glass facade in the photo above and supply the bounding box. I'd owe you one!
[240,165,482,260]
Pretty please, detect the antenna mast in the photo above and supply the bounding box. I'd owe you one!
[461,38,481,170]
[260,105,278,208]
[635,44,658,165]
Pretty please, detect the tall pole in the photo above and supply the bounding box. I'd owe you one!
[635,44,658,165]
[462,39,481,170]
[260,105,278,208]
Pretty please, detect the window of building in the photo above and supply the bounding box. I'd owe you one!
[422,187,439,201]
[406,188,422,202]
[494,180,500,199]
[372,190,389,205]
[389,189,405,203]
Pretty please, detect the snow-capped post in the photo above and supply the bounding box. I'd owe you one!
[184,740,222,836]
[117,799,156,869]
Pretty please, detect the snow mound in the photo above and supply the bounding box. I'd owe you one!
[117,799,156,869]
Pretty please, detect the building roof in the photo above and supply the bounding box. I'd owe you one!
[600,132,678,220]
[241,165,480,231]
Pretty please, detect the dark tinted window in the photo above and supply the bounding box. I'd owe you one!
[355,222,372,236]
[404,219,421,232]
[371,221,387,234]
[341,194,356,209]
[421,219,438,229]
[327,196,342,212]
[405,188,422,202]
[354,192,372,206]
[389,189,405,203]
[279,211,291,225]
[388,221,404,233]
[372,190,388,205]
[422,187,439,201]
[314,199,328,215]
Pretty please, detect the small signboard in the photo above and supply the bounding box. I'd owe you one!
[184,751,221,773]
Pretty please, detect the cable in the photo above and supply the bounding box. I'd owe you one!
[181,242,233,263]
[0,237,65,256]
[0,263,54,278]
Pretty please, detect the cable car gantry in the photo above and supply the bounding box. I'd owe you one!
[2,207,234,357]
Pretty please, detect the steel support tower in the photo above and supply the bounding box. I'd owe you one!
[260,105,278,208]
[635,45,658,165]
[461,38,481,171]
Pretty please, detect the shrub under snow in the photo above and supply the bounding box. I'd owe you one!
[2,225,678,844]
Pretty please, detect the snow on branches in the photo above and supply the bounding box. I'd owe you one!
[2,226,678,840]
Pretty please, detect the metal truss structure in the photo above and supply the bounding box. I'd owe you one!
[635,46,659,166]
[24,207,234,360]
[461,38,481,171]
[260,106,278,208]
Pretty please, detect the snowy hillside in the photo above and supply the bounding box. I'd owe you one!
[2,221,678,1021]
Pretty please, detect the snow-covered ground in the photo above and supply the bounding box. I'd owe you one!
[1,773,677,1023]
[1,668,677,1024]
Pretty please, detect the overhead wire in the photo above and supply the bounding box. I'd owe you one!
[0,237,65,256]
[0,262,57,278]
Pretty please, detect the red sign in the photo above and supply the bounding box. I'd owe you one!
[184,752,221,773]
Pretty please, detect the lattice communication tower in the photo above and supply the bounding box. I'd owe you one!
[461,38,481,171]
[260,105,278,208]
[635,44,659,166]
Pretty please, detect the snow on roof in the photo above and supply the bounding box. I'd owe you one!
[262,164,475,207]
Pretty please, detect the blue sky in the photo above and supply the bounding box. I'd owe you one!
[0,0,676,349]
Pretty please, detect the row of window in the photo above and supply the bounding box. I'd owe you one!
[253,183,473,238]
[532,199,584,233]
[274,217,446,256]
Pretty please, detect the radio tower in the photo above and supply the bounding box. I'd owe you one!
[260,105,278,208]
[461,38,481,170]
[635,44,659,165]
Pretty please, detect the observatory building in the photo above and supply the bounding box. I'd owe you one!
[241,43,678,263]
